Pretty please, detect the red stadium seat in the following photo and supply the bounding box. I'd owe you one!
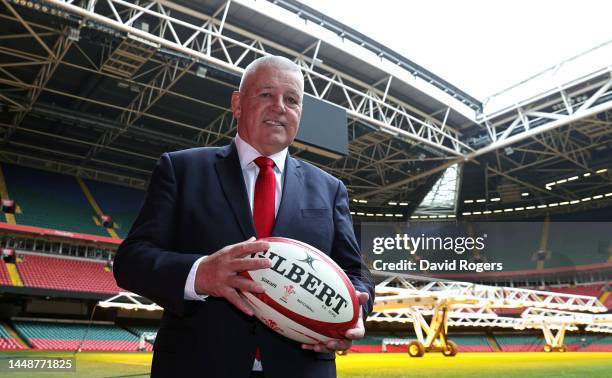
[16,253,122,294]
[0,260,12,286]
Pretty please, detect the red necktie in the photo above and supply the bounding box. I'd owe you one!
[253,156,275,365]
[253,156,276,238]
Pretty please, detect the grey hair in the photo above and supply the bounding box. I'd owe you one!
[239,55,303,92]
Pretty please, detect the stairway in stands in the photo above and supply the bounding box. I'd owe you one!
[0,323,25,350]
[487,332,501,352]
[5,262,23,286]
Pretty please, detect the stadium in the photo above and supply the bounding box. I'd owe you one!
[0,0,611,377]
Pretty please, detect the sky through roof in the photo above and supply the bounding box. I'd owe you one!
[300,0,612,102]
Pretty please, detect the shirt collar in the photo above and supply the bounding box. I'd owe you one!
[234,132,287,173]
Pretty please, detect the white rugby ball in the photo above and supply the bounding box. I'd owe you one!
[240,237,359,344]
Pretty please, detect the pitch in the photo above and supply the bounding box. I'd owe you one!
[336,352,612,377]
[1,351,611,377]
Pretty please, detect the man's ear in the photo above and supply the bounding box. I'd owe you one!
[231,91,241,119]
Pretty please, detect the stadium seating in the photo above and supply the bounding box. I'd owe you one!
[351,333,612,353]
[573,334,612,352]
[124,325,158,338]
[16,253,121,294]
[474,222,543,271]
[546,223,610,267]
[13,320,150,351]
[463,222,610,271]
[0,324,24,350]
[603,292,612,310]
[84,179,143,238]
[348,334,493,353]
[350,336,387,352]
[494,283,609,314]
[2,164,108,236]
[562,334,591,352]
[449,334,493,352]
[0,260,12,286]
[493,307,525,316]
[546,284,604,298]
[494,334,543,352]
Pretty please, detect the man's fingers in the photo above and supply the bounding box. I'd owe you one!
[230,240,270,258]
[302,340,351,353]
[303,343,328,353]
[356,291,369,305]
[345,327,365,340]
[225,289,255,316]
[326,339,351,351]
[229,257,271,272]
[344,316,365,339]
[229,276,266,294]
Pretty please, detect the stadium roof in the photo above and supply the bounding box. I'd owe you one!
[0,0,610,220]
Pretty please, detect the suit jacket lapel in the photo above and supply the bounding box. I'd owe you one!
[273,155,303,236]
[215,143,256,239]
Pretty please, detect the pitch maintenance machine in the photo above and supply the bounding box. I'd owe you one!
[368,275,610,356]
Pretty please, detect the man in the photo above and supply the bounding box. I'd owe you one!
[114,55,374,377]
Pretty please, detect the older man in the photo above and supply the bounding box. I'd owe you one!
[114,55,374,378]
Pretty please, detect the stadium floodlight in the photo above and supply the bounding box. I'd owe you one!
[311,57,323,67]
[196,66,208,78]
[67,27,80,41]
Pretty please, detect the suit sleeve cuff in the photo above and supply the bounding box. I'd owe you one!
[184,255,209,301]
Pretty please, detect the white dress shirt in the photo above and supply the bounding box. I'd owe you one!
[183,133,287,300]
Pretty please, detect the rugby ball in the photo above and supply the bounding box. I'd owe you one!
[240,237,360,344]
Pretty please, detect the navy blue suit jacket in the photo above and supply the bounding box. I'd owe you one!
[113,143,374,378]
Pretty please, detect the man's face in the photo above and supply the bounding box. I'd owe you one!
[232,65,303,156]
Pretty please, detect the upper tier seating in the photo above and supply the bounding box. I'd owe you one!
[401,221,610,273]
[546,222,611,267]
[456,222,611,271]
[3,164,107,236]
[84,179,143,238]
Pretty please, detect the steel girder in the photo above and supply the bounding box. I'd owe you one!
[0,0,610,214]
[38,0,469,156]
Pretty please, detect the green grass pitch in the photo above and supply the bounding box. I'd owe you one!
[0,351,611,377]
